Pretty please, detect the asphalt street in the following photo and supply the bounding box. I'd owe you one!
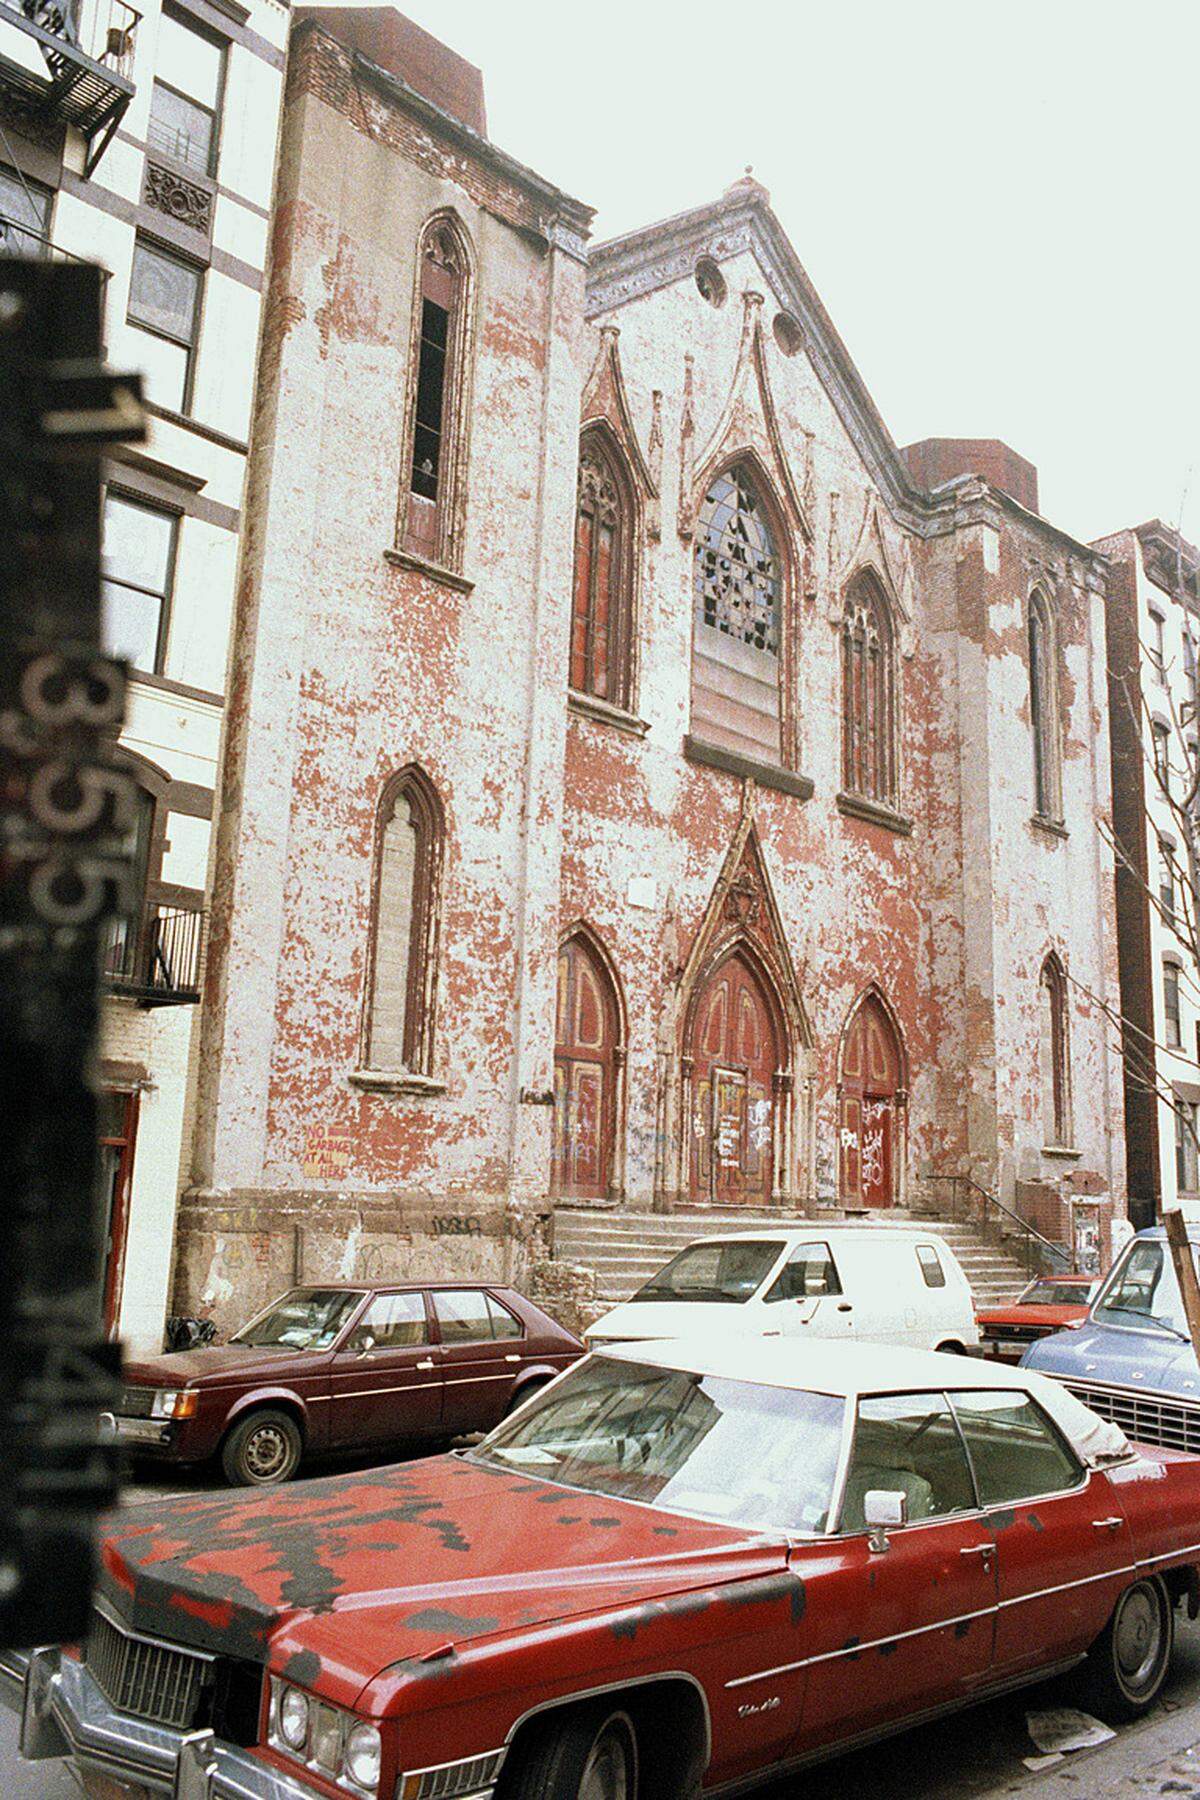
[2,1458,1199,1799]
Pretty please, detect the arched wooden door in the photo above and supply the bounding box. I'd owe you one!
[689,952,778,1205]
[553,934,620,1199]
[839,993,904,1209]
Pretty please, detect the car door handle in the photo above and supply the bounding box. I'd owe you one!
[959,1543,995,1560]
[416,1359,435,1371]
[505,1354,521,1363]
[837,1303,853,1313]
[1092,1516,1124,1532]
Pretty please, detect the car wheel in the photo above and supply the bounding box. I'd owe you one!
[935,1340,969,1355]
[1082,1576,1174,1719]
[504,1379,547,1419]
[221,1409,303,1486]
[501,1707,636,1800]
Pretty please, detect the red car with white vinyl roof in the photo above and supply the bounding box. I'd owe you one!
[6,1340,1200,1800]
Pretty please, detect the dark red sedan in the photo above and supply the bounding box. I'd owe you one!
[105,1282,582,1484]
[977,1274,1097,1362]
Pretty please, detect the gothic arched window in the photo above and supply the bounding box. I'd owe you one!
[1039,952,1072,1147]
[691,462,782,763]
[1029,591,1062,822]
[841,573,896,803]
[364,767,443,1074]
[400,215,471,570]
[570,429,634,708]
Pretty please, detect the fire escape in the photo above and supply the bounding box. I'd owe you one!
[0,0,140,175]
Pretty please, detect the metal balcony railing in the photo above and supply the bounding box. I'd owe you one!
[101,902,204,1006]
[0,214,111,299]
[0,0,141,174]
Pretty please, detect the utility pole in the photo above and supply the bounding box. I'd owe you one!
[0,259,142,1646]
[1164,1208,1200,1362]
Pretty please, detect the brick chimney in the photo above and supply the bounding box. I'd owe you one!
[294,7,487,136]
[900,438,1038,515]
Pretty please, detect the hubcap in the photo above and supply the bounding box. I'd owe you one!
[579,1724,631,1800]
[1115,1584,1163,1690]
[245,1424,290,1480]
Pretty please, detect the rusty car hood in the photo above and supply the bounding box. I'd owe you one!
[98,1454,789,1703]
[977,1304,1089,1330]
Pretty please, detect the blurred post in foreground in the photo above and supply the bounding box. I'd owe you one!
[0,259,143,1647]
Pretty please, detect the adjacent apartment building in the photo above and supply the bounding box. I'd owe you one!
[0,0,287,1349]
[176,6,1129,1334]
[1097,520,1200,1226]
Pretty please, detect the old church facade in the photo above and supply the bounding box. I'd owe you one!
[178,8,1126,1328]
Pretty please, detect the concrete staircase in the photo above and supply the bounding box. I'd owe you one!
[551,1208,1033,1310]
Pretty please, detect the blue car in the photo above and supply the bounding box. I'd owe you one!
[1022,1224,1200,1454]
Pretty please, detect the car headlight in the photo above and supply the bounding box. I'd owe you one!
[277,1683,310,1751]
[149,1389,198,1420]
[345,1723,382,1791]
[268,1678,383,1795]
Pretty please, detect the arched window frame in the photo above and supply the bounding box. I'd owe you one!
[840,569,898,805]
[570,425,638,712]
[1040,952,1072,1148]
[396,211,475,574]
[1029,589,1063,823]
[360,765,445,1079]
[689,453,796,768]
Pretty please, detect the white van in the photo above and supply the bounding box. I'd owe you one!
[584,1227,980,1354]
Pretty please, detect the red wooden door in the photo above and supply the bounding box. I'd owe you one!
[689,954,777,1205]
[553,936,618,1198]
[839,995,902,1209]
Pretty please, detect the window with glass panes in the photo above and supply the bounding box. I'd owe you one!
[127,239,201,413]
[1164,961,1182,1048]
[1175,1101,1199,1195]
[0,166,50,256]
[101,492,178,674]
[148,10,225,176]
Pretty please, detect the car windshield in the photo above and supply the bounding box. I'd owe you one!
[231,1288,364,1350]
[1092,1242,1198,1341]
[468,1354,846,1534]
[633,1239,782,1304]
[1020,1279,1093,1306]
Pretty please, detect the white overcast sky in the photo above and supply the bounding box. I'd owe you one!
[321,0,1199,551]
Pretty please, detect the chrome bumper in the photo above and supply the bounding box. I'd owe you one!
[0,1647,323,1799]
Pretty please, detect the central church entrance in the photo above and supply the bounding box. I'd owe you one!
[688,951,778,1205]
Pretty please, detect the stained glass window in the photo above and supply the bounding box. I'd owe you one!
[694,465,779,655]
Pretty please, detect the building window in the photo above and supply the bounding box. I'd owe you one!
[0,165,50,256]
[1028,590,1062,821]
[1164,961,1183,1048]
[570,429,635,709]
[1160,836,1177,922]
[147,10,225,175]
[691,461,783,764]
[364,767,443,1075]
[1149,609,1167,684]
[841,572,896,803]
[127,238,202,413]
[1176,1102,1199,1195]
[1152,721,1172,796]
[1039,954,1071,1146]
[101,491,178,674]
[401,216,470,568]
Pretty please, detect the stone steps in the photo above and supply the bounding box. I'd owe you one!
[551,1208,1034,1308]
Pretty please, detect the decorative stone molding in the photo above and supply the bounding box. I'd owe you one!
[143,159,213,235]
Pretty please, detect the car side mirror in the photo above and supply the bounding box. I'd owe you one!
[863,1489,907,1554]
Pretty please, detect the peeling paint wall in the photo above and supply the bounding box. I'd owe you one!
[178,19,1126,1332]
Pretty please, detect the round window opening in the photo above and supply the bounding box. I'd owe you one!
[773,312,804,356]
[694,257,727,309]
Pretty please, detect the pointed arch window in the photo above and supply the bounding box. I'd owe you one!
[571,429,635,709]
[1029,591,1062,822]
[841,573,896,803]
[1039,953,1072,1147]
[364,768,443,1075]
[400,216,471,570]
[691,462,782,764]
